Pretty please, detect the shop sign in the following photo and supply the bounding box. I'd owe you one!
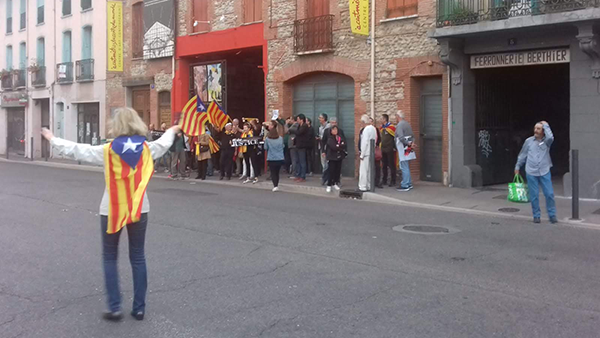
[107,1,124,71]
[0,92,28,107]
[471,48,570,69]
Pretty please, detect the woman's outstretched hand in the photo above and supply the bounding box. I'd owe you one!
[168,125,182,134]
[41,128,54,141]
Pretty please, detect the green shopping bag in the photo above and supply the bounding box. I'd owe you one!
[507,174,529,203]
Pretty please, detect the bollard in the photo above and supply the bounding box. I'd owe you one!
[369,139,376,192]
[30,137,34,161]
[571,149,580,220]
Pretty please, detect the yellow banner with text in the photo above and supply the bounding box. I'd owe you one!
[349,0,369,36]
[107,1,123,72]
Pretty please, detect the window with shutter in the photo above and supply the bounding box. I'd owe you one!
[6,46,13,70]
[62,31,72,62]
[19,42,26,69]
[81,0,92,11]
[243,0,262,23]
[192,0,209,33]
[63,0,71,16]
[19,0,26,30]
[37,0,44,24]
[37,38,45,66]
[132,3,144,58]
[386,0,418,18]
[6,0,13,34]
[82,26,92,59]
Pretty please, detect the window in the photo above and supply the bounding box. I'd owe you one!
[243,0,262,23]
[6,45,13,70]
[19,42,26,69]
[62,0,71,16]
[81,0,92,11]
[192,0,209,33]
[62,31,71,62]
[37,0,44,24]
[6,0,13,34]
[82,26,92,59]
[132,2,143,58]
[386,0,418,18]
[36,37,45,66]
[20,0,26,30]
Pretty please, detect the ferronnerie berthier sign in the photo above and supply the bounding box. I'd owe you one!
[471,48,570,69]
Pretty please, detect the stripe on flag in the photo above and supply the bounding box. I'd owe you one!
[207,101,229,130]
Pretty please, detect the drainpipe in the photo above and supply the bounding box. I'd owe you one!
[447,66,452,187]
[370,0,375,119]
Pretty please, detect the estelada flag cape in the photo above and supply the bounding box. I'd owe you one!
[103,135,154,234]
[380,123,396,136]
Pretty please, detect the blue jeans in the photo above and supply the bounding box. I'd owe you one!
[400,160,412,188]
[290,148,299,176]
[101,213,148,313]
[297,148,307,179]
[526,172,556,219]
[321,154,329,184]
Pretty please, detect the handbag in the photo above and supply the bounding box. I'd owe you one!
[199,145,210,153]
[508,174,529,203]
[375,146,383,161]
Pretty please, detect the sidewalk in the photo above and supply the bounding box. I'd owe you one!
[3,156,600,227]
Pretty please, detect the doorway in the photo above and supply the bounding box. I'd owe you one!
[7,108,25,155]
[77,103,99,145]
[132,88,151,125]
[41,99,50,158]
[420,78,443,182]
[475,63,570,185]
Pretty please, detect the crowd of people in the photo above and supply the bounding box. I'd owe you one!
[146,110,416,193]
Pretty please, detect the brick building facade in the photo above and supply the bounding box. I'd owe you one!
[265,0,449,182]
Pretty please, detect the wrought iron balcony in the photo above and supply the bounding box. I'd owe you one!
[437,0,600,27]
[1,74,14,90]
[57,62,74,84]
[294,15,334,54]
[76,59,94,82]
[31,66,46,87]
[14,69,26,88]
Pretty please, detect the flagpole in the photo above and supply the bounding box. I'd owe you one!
[370,0,375,119]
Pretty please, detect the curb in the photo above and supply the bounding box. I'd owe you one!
[3,157,599,230]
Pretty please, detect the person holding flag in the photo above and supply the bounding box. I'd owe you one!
[41,107,180,322]
[196,130,211,180]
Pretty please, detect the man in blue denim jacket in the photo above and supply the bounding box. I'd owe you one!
[515,121,557,224]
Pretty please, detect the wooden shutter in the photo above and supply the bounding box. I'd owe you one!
[308,0,328,17]
[193,0,209,32]
[387,0,418,18]
[243,0,262,23]
[132,3,143,58]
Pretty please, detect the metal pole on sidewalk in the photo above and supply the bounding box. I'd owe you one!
[370,139,376,192]
[30,137,34,161]
[5,114,8,159]
[571,149,580,220]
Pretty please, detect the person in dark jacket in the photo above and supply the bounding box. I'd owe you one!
[379,113,397,187]
[326,126,346,192]
[290,114,310,182]
[219,123,236,180]
[306,118,316,177]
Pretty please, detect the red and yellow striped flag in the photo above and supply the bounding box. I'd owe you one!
[180,95,208,136]
[208,136,220,154]
[103,136,154,234]
[207,101,229,130]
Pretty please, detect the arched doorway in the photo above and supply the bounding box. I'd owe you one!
[292,73,355,177]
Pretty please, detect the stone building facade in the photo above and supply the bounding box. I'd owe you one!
[105,0,174,130]
[265,0,449,182]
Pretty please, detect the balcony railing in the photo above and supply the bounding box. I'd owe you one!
[437,0,600,27]
[294,15,334,54]
[76,59,94,81]
[31,66,46,87]
[57,62,74,83]
[14,69,26,88]
[1,74,14,90]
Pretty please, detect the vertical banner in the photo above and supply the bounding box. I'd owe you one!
[143,0,175,59]
[349,0,369,36]
[107,1,123,71]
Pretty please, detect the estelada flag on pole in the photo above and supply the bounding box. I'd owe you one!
[207,101,229,130]
[180,95,208,136]
[208,135,220,154]
[103,135,154,234]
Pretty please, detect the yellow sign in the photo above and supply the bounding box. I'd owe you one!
[349,0,369,36]
[107,2,123,72]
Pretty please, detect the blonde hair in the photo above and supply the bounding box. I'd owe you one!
[360,114,371,124]
[109,107,148,138]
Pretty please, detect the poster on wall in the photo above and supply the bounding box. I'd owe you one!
[143,0,175,59]
[191,62,225,108]
[107,1,124,71]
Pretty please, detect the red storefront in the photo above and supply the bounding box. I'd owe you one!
[172,23,268,124]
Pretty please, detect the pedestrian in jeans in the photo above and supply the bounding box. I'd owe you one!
[317,113,331,185]
[306,118,316,177]
[264,120,285,192]
[286,117,299,178]
[291,114,310,182]
[196,132,211,180]
[515,121,557,224]
[42,107,180,321]
[326,126,346,193]
[219,123,236,180]
[395,111,415,191]
[170,131,187,179]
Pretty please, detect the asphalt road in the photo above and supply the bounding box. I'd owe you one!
[1,161,600,338]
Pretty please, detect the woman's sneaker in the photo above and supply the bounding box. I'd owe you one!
[326,186,332,193]
[252,178,259,184]
[334,184,341,191]
[243,178,252,184]
[272,187,279,192]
